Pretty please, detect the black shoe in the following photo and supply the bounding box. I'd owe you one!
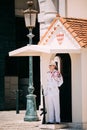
[55,122,60,124]
[46,122,54,124]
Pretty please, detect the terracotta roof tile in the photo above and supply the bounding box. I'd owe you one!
[39,15,87,48]
[60,17,87,47]
[68,28,74,33]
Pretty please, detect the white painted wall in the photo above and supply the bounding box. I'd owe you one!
[67,0,87,18]
[59,0,87,18]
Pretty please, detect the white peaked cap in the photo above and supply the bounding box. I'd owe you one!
[49,60,56,66]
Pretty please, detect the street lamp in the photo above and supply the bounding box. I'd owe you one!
[23,0,39,121]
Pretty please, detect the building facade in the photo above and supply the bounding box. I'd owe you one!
[1,0,87,126]
[37,0,87,123]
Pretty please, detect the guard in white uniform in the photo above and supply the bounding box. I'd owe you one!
[44,60,63,124]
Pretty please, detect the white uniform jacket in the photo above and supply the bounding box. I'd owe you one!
[44,69,63,96]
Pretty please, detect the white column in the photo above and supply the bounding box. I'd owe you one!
[40,53,51,88]
[39,53,52,121]
[70,53,82,122]
[71,50,87,123]
[59,0,67,17]
[81,49,87,122]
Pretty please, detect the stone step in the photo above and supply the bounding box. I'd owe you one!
[67,122,87,130]
[39,123,69,129]
[39,123,87,130]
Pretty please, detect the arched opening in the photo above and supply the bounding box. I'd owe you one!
[56,53,72,122]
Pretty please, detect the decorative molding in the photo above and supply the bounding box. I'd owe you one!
[38,0,58,37]
[38,0,46,3]
[38,13,45,22]
[44,12,57,23]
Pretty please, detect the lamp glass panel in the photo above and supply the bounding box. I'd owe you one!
[24,13,36,28]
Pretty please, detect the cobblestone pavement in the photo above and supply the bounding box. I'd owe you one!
[0,111,86,130]
[0,110,41,130]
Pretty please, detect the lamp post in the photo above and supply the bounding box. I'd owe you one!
[23,0,39,121]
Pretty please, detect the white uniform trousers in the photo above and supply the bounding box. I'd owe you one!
[46,91,60,123]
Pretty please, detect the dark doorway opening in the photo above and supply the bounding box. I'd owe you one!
[56,53,72,122]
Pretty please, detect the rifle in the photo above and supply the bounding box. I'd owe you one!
[40,88,47,124]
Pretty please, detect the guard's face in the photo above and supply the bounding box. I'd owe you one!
[49,65,55,71]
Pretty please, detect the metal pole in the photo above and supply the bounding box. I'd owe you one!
[24,28,39,121]
[16,89,19,114]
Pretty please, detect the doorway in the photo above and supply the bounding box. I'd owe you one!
[56,53,72,122]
